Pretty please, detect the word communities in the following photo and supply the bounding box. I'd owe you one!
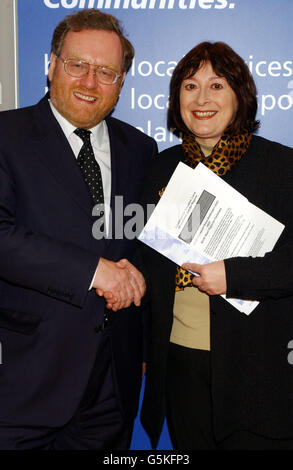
[103,454,137,467]
[44,0,234,10]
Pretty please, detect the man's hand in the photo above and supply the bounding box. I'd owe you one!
[93,258,146,311]
[181,261,227,295]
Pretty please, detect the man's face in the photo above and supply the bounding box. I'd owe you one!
[48,29,125,129]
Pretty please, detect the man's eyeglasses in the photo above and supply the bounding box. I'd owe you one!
[59,57,122,85]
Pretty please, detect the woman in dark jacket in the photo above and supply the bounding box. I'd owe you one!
[139,42,293,450]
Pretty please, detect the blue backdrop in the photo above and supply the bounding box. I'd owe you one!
[17,0,293,449]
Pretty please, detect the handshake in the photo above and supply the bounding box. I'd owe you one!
[92,257,146,311]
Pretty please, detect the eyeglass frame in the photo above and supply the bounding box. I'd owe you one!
[58,56,122,85]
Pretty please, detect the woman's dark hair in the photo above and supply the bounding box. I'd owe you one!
[51,9,134,72]
[168,41,259,135]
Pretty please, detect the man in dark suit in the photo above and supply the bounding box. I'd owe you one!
[0,9,157,450]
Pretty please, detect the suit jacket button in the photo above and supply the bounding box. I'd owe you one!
[95,323,104,333]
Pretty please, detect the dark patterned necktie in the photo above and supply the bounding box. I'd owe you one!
[74,128,104,205]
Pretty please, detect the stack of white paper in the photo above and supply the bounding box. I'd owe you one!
[139,162,285,315]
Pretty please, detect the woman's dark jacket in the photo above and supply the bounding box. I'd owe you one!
[140,135,293,448]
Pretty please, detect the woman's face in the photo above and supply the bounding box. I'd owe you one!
[179,61,238,147]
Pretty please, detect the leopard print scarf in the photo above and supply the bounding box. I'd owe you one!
[175,129,252,289]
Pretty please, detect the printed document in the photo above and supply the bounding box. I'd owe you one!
[138,162,284,314]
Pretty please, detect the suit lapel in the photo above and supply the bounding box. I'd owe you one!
[106,117,137,206]
[106,117,132,243]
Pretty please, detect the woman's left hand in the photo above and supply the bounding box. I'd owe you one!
[181,260,227,295]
